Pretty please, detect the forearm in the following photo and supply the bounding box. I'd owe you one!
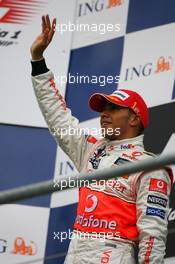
[31,62,89,171]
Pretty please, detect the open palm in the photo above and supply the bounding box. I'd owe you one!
[31,15,56,60]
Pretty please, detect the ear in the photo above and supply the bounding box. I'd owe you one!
[129,115,141,127]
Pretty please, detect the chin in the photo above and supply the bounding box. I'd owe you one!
[101,126,120,140]
[104,134,119,140]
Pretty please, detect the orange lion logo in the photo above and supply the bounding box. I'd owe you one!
[155,56,173,73]
[12,237,37,256]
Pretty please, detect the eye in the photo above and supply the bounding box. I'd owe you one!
[108,104,122,111]
[102,103,123,111]
[110,105,120,110]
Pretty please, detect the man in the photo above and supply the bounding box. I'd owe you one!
[31,15,173,264]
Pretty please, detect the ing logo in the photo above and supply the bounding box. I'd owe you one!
[124,56,173,81]
[78,0,124,17]
[12,237,37,256]
[155,56,173,74]
[108,0,123,8]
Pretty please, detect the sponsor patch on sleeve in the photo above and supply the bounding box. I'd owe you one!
[147,195,167,208]
[149,178,167,195]
[146,207,166,220]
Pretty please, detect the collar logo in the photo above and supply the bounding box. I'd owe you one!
[122,151,143,161]
[120,144,135,149]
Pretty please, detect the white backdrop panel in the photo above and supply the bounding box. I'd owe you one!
[119,23,175,107]
[0,0,76,127]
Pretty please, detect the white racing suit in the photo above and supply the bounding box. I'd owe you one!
[31,59,173,264]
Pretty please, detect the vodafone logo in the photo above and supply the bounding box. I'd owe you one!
[156,180,164,189]
[85,194,98,213]
[149,178,167,195]
[0,0,46,24]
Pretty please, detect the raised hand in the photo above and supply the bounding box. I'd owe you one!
[30,15,56,60]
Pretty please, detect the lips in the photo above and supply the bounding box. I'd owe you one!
[101,120,112,126]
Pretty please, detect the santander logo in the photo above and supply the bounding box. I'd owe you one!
[0,0,46,24]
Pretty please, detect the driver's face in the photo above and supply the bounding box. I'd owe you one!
[100,102,133,140]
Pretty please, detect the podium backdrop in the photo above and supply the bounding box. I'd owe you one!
[0,0,175,263]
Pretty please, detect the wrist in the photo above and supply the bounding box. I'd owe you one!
[31,58,49,76]
[31,54,44,61]
[31,57,44,62]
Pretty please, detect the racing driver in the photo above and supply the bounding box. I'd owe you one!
[30,15,173,264]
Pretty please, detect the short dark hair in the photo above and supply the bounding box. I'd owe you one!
[138,123,144,135]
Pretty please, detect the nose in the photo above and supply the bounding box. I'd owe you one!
[100,109,110,118]
[100,107,110,117]
[100,111,111,126]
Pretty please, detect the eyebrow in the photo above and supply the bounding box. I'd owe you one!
[103,103,125,109]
